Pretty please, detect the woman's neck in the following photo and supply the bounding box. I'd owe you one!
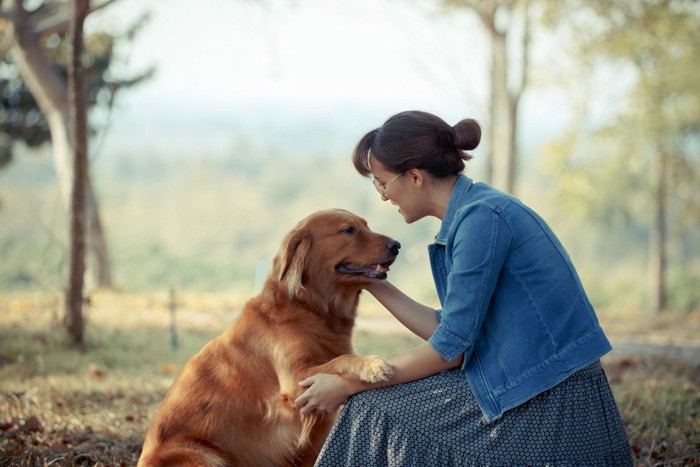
[431,175,459,220]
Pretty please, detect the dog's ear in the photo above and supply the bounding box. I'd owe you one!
[273,228,312,297]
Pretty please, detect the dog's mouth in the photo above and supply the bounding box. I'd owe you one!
[336,260,394,280]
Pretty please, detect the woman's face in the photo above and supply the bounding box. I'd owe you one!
[368,156,429,224]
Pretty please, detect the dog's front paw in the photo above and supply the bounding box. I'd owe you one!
[358,355,394,383]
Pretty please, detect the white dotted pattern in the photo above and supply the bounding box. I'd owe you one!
[315,362,633,467]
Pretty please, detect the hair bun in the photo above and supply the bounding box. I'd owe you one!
[452,119,481,151]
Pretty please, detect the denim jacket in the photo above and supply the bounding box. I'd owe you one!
[427,175,611,422]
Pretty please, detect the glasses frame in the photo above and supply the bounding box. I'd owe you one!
[371,172,403,197]
[367,150,403,198]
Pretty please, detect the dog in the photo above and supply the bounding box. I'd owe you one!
[138,209,401,467]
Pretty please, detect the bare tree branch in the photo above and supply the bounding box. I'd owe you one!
[4,0,26,24]
[33,0,121,36]
[31,1,72,35]
[108,67,156,92]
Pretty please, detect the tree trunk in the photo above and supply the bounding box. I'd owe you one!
[478,0,529,195]
[484,29,496,185]
[5,0,112,289]
[506,0,530,195]
[488,25,512,192]
[64,0,90,347]
[507,95,519,193]
[648,140,668,313]
[86,178,112,287]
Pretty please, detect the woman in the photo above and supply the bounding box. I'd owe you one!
[295,111,633,466]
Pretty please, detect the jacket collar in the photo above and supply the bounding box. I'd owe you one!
[434,174,474,245]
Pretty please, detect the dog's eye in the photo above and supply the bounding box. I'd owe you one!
[341,226,356,234]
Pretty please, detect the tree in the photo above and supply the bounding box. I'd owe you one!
[442,0,532,194]
[64,0,88,347]
[0,46,50,167]
[540,0,700,313]
[0,0,152,288]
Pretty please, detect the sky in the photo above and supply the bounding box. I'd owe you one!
[84,0,571,160]
[95,0,485,111]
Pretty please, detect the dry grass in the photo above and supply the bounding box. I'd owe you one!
[603,355,699,466]
[0,291,698,466]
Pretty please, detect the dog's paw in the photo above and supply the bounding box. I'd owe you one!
[358,355,394,383]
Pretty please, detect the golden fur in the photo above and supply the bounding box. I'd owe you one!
[138,209,400,466]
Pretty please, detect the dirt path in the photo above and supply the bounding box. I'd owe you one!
[160,305,700,363]
[355,316,700,362]
[606,336,700,361]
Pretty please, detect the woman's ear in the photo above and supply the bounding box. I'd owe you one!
[406,168,425,186]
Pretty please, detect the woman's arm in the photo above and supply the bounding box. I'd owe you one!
[295,282,446,415]
[365,281,439,340]
[295,342,463,415]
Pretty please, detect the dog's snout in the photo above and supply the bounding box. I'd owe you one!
[385,239,401,256]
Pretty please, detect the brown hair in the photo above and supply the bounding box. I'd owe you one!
[352,110,481,179]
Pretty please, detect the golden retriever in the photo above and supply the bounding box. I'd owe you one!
[138,209,400,467]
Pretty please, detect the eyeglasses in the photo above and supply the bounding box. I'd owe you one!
[370,172,403,197]
[366,150,403,198]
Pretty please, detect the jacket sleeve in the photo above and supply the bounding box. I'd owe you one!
[428,203,513,362]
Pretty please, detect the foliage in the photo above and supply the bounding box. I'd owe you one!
[539,123,648,228]
[0,1,153,168]
[667,268,700,312]
[539,0,700,232]
[537,0,700,313]
[3,143,700,311]
[0,63,49,168]
[0,150,442,299]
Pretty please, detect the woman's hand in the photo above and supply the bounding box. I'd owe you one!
[295,344,461,417]
[295,373,357,416]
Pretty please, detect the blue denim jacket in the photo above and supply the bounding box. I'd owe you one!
[427,175,611,422]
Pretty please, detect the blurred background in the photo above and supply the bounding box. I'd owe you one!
[1,2,699,464]
[1,0,699,311]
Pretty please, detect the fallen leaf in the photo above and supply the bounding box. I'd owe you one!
[24,416,43,433]
[89,363,105,379]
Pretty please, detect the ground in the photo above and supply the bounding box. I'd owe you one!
[0,291,698,466]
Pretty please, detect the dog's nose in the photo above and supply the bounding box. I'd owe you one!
[385,239,401,256]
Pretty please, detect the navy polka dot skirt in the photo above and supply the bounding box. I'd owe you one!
[314,361,633,466]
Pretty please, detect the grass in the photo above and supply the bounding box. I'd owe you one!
[1,291,698,466]
[603,355,699,466]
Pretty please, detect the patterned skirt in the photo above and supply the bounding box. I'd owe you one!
[314,361,632,467]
